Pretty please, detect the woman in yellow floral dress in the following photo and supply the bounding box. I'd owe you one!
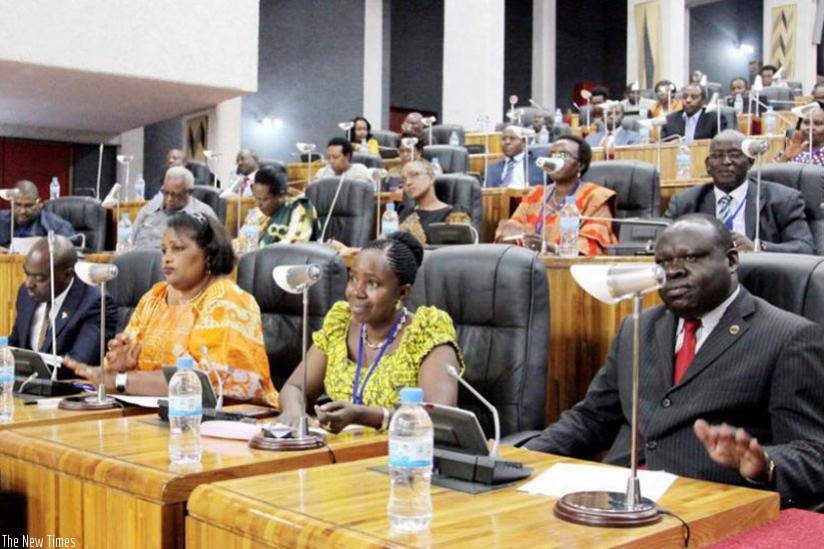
[278,232,464,433]
[65,213,278,408]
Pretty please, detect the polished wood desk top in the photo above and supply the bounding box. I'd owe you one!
[0,415,387,505]
[186,447,779,548]
[0,396,142,431]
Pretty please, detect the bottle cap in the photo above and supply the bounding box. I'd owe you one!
[399,387,423,404]
[564,196,575,205]
[0,336,7,346]
[122,212,130,220]
[176,356,195,369]
[386,203,396,211]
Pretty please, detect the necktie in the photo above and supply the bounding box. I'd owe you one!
[717,195,735,229]
[599,131,610,148]
[241,176,250,195]
[501,159,516,186]
[673,319,701,384]
[36,303,51,351]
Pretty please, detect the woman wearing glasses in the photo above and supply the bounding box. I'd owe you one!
[65,213,278,407]
[496,135,617,256]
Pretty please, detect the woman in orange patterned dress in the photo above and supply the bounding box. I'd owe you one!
[65,213,278,407]
[496,135,618,256]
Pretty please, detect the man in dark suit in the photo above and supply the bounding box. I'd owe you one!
[661,84,723,142]
[0,180,74,248]
[9,236,116,376]
[526,214,824,509]
[485,126,544,188]
[585,104,641,148]
[665,130,814,254]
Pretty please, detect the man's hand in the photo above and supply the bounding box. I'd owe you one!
[730,232,756,252]
[694,419,769,482]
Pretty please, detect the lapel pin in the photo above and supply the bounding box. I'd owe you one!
[61,311,69,319]
[729,325,740,335]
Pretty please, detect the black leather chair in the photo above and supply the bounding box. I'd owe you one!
[431,124,465,146]
[586,160,661,218]
[372,130,399,159]
[759,86,796,110]
[352,151,384,169]
[107,249,164,331]
[236,243,347,389]
[408,244,549,437]
[401,174,483,231]
[751,163,824,254]
[423,145,469,174]
[305,177,374,247]
[739,252,824,326]
[190,185,227,224]
[42,197,107,252]
[186,161,214,186]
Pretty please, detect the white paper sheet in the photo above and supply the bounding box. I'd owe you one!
[111,394,160,408]
[517,462,678,502]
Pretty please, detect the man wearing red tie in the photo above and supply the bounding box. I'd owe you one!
[524,214,824,510]
[235,149,260,197]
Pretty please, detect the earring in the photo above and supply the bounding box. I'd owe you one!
[395,300,402,311]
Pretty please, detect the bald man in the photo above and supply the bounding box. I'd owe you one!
[665,130,814,254]
[401,112,431,146]
[9,236,116,373]
[0,180,74,248]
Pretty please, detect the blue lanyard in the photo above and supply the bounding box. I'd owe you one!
[352,311,406,405]
[534,179,581,235]
[723,196,746,230]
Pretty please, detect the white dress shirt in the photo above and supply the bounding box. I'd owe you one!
[713,181,749,236]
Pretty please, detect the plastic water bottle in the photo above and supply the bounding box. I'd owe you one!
[134,173,145,201]
[764,106,777,136]
[449,131,460,146]
[388,387,433,533]
[361,138,368,151]
[639,124,650,144]
[676,137,692,180]
[733,94,743,115]
[554,108,563,126]
[538,125,549,144]
[168,356,202,465]
[431,157,443,176]
[557,196,580,258]
[381,203,399,236]
[116,213,133,253]
[0,336,14,422]
[49,176,60,200]
[241,210,260,253]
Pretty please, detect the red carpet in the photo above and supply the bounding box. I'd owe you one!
[709,509,824,548]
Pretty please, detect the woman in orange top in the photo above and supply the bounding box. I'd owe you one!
[496,135,617,256]
[649,80,683,118]
[65,213,278,407]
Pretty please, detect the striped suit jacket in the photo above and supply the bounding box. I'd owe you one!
[526,288,824,509]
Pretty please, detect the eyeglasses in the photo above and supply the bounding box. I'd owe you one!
[708,152,747,162]
[550,152,576,161]
[161,189,192,200]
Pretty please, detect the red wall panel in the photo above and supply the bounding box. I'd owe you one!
[1,139,72,204]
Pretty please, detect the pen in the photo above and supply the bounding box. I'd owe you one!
[72,382,96,392]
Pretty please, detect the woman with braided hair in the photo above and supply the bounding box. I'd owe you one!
[278,232,464,433]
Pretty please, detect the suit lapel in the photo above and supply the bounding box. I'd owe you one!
[678,290,753,386]
[44,280,86,352]
[17,295,36,349]
[648,310,677,389]
[743,179,762,239]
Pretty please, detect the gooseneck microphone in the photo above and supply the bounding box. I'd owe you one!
[47,232,59,381]
[272,264,321,294]
[741,138,770,252]
[318,172,347,243]
[446,365,500,458]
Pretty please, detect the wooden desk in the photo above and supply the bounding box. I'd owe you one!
[480,187,529,243]
[223,196,257,238]
[0,254,26,336]
[465,132,502,154]
[660,177,713,213]
[185,447,779,548]
[104,201,146,250]
[0,396,140,431]
[543,256,660,424]
[0,416,387,548]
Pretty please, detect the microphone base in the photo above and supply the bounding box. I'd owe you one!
[554,491,660,527]
[248,432,325,451]
[59,394,119,411]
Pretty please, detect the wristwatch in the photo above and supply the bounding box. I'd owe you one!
[743,450,775,486]
[115,372,128,394]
